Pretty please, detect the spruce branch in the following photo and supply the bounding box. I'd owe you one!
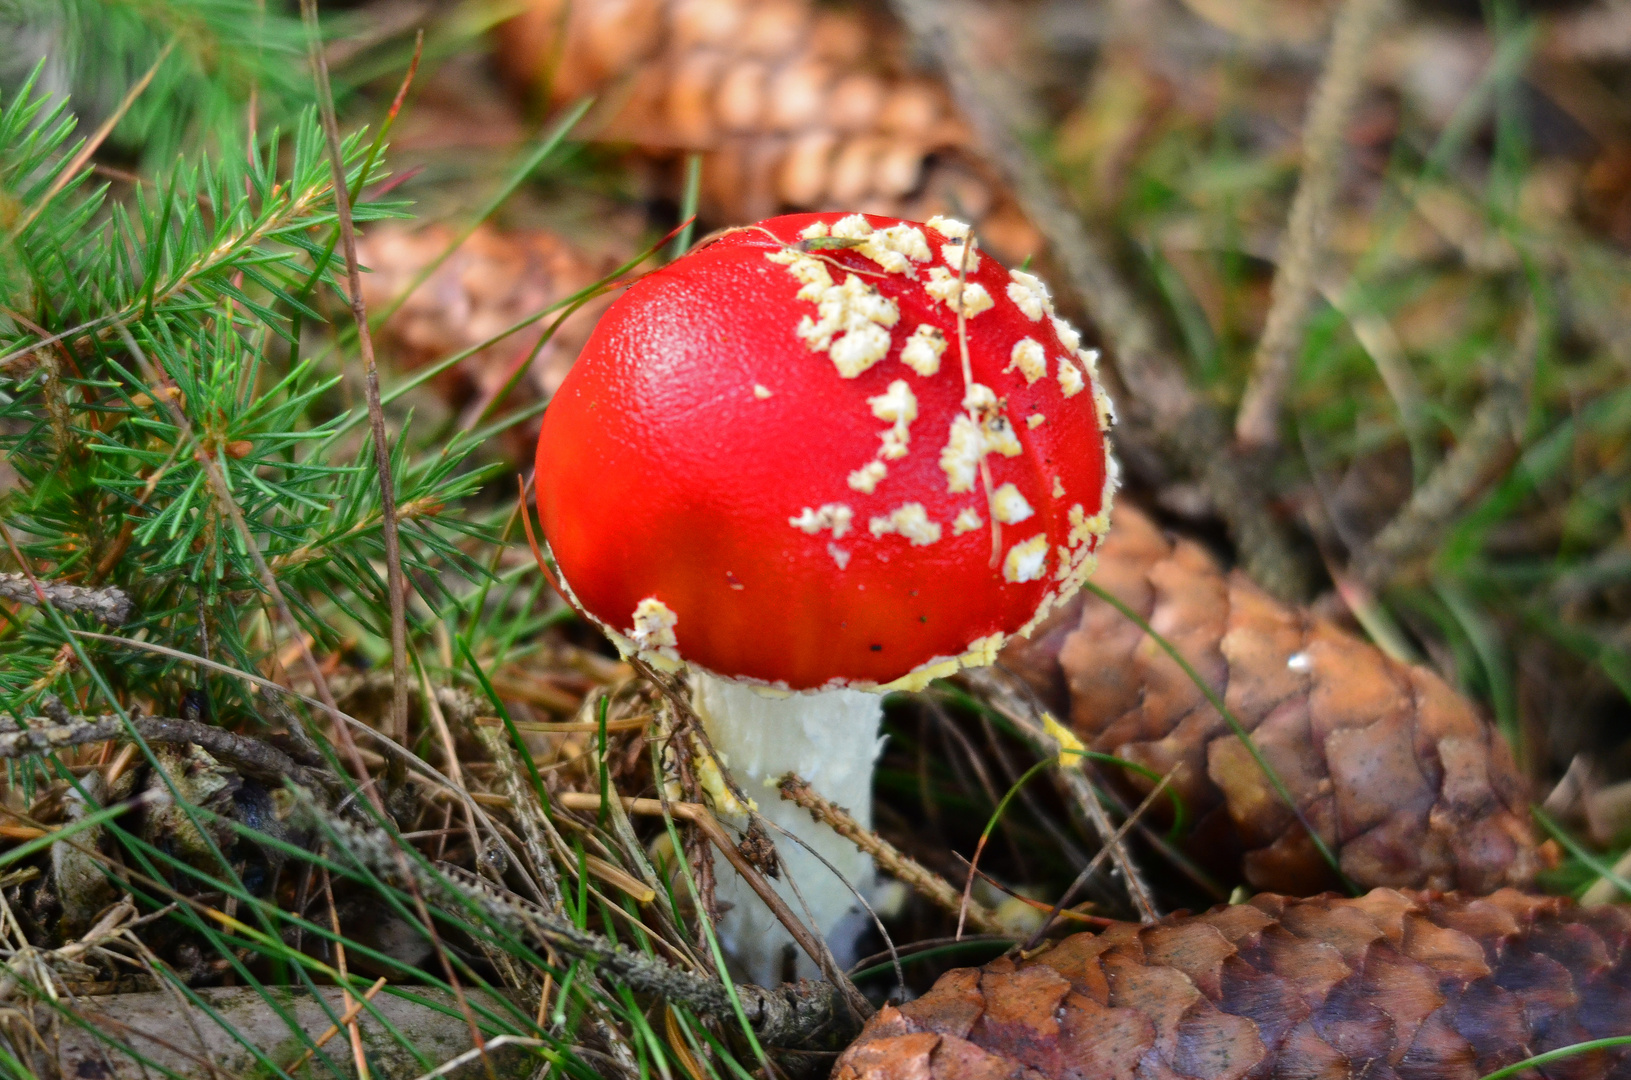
[0,71,489,718]
[5,0,312,164]
[5,42,172,242]
[111,322,352,739]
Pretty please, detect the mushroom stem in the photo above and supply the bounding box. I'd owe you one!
[690,669,884,986]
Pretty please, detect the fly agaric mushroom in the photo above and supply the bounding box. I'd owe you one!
[535,211,1116,984]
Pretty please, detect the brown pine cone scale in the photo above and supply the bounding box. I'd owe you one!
[1001,505,1543,896]
[835,888,1631,1080]
[495,0,1042,259]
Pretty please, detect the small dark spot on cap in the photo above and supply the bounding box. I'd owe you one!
[920,615,928,622]
[870,644,883,651]
[909,589,918,597]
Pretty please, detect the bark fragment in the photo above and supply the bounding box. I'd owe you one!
[835,889,1631,1080]
[1001,504,1542,895]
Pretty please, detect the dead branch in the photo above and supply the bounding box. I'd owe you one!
[0,573,132,625]
[0,713,310,785]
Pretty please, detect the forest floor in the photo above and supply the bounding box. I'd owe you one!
[1,0,1630,1077]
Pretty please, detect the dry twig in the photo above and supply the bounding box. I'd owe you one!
[300,1,414,752]
[0,712,308,784]
[776,774,1006,937]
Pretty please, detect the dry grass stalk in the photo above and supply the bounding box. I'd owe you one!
[1020,767,1179,946]
[300,1,416,752]
[318,868,372,1080]
[776,773,1006,937]
[1352,314,1537,587]
[0,897,137,1004]
[1234,0,1395,450]
[960,666,1161,923]
[417,664,485,878]
[283,975,389,1073]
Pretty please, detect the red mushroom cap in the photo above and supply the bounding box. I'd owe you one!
[536,212,1115,691]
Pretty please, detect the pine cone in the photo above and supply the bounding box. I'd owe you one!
[835,888,1631,1080]
[356,222,616,436]
[1001,504,1542,896]
[493,0,1041,260]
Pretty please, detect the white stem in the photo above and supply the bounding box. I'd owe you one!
[690,670,884,986]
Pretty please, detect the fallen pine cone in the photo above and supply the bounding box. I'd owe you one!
[835,887,1631,1080]
[1002,504,1544,896]
[493,0,1042,260]
[356,222,619,448]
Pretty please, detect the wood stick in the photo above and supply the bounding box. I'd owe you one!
[775,774,1006,936]
[284,976,389,1072]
